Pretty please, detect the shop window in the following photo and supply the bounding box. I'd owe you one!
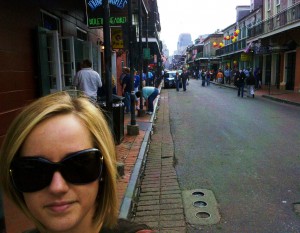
[41,10,61,33]
[77,27,88,41]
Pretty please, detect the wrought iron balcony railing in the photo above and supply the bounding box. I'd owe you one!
[248,2,300,38]
[215,38,247,56]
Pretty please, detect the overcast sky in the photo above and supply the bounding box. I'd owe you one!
[157,0,251,55]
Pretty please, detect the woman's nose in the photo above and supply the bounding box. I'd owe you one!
[48,171,69,193]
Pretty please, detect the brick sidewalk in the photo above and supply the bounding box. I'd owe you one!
[116,112,150,209]
[132,91,186,233]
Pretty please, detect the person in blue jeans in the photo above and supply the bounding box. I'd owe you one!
[121,67,131,113]
[138,86,159,114]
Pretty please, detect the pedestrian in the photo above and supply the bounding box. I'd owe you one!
[224,67,231,85]
[243,68,250,78]
[134,70,144,110]
[201,69,206,87]
[73,59,102,103]
[146,69,154,86]
[254,67,262,89]
[235,69,246,98]
[246,71,256,98]
[0,91,154,233]
[206,70,211,86]
[119,66,127,87]
[121,67,131,113]
[134,70,140,93]
[216,69,224,84]
[136,86,159,114]
[181,69,189,91]
[175,71,181,91]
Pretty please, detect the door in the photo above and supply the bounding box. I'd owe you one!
[37,28,62,95]
[285,52,296,90]
[265,55,271,85]
[60,37,76,90]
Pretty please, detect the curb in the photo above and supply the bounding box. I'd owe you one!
[118,128,151,219]
[212,81,300,107]
[262,94,300,107]
[118,87,161,219]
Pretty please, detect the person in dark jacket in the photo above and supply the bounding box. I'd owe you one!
[234,69,246,98]
[175,71,181,91]
[181,69,189,91]
[246,72,256,98]
[122,67,132,113]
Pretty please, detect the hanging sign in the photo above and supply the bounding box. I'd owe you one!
[111,28,124,49]
[85,0,128,28]
[143,48,150,59]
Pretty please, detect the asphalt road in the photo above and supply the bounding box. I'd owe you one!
[167,79,300,233]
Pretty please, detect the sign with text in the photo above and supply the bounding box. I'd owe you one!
[85,0,128,28]
[240,53,251,61]
[111,28,124,49]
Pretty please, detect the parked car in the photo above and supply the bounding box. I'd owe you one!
[163,70,182,88]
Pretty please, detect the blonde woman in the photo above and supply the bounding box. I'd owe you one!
[0,92,153,233]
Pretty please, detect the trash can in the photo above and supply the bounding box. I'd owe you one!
[98,95,125,145]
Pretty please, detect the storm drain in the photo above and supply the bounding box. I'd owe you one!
[182,189,220,225]
[293,202,300,216]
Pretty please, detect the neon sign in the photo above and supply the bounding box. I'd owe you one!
[85,0,128,27]
[88,16,127,26]
[87,0,128,10]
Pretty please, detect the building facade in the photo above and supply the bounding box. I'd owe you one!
[0,1,162,232]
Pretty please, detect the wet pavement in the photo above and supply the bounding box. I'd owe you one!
[117,82,300,232]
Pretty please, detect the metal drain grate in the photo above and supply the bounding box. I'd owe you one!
[182,189,220,225]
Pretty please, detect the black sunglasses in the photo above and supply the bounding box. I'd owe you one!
[10,148,103,193]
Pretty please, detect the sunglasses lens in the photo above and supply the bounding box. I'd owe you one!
[11,159,54,192]
[61,150,102,184]
[10,149,103,193]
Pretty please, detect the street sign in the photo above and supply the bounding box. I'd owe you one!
[143,48,150,59]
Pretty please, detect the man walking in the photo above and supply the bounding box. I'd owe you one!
[181,69,189,91]
[73,59,102,102]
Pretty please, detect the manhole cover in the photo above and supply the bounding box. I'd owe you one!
[196,212,211,219]
[192,191,204,197]
[193,201,207,207]
[182,189,220,225]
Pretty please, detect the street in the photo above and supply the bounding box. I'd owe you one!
[168,80,300,233]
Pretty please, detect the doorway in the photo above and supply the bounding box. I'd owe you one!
[285,52,296,90]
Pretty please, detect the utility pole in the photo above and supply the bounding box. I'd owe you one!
[138,0,145,117]
[127,0,139,135]
[145,14,149,86]
[103,0,112,129]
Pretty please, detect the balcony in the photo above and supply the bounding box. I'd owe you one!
[216,38,247,56]
[248,2,300,39]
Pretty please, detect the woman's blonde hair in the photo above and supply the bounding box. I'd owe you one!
[0,91,119,230]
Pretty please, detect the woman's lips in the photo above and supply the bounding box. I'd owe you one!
[45,201,76,213]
